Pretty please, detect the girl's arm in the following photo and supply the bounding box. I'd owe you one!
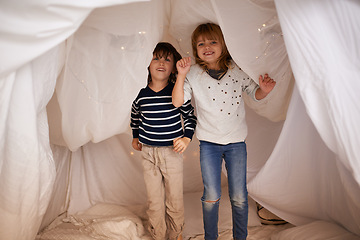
[255,73,276,100]
[173,57,191,107]
[179,100,197,139]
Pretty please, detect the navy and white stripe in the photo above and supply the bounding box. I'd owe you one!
[131,83,197,147]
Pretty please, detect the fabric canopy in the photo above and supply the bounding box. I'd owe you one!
[0,0,359,239]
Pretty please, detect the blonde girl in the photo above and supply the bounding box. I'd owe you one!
[173,23,275,240]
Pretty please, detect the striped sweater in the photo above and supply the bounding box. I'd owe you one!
[130,82,197,147]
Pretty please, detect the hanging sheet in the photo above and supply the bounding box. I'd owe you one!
[1,0,359,240]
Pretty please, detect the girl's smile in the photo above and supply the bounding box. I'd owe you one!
[204,51,215,56]
[196,37,222,69]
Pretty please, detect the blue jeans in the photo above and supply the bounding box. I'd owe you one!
[199,141,248,240]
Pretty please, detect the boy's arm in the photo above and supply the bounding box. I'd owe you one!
[173,57,191,107]
[173,137,191,153]
[175,99,197,153]
[130,99,142,151]
[132,138,142,151]
[179,100,197,139]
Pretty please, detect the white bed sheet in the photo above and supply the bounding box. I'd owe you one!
[36,187,360,240]
[37,197,287,240]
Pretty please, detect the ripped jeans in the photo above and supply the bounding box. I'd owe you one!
[199,141,248,240]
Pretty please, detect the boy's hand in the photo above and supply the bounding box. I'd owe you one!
[259,73,276,94]
[176,57,191,77]
[173,137,191,153]
[132,138,142,151]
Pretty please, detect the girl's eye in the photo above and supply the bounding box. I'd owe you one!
[211,41,217,44]
[153,57,159,60]
[166,58,171,62]
[198,43,204,47]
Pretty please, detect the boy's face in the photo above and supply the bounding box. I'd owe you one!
[196,36,222,69]
[149,53,174,82]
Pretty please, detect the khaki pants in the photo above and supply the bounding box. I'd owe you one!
[141,145,184,240]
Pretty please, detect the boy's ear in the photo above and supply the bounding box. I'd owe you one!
[172,65,177,73]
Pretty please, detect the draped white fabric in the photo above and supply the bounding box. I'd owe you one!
[275,0,360,185]
[0,0,359,240]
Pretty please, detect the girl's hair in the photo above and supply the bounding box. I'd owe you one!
[191,23,232,71]
[147,42,182,84]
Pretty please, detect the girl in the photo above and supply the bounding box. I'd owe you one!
[173,23,276,240]
[131,42,197,240]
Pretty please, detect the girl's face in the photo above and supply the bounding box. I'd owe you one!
[149,53,174,82]
[196,36,222,69]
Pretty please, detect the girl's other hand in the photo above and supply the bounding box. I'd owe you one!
[259,73,276,94]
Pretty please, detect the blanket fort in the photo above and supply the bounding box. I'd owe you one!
[0,0,359,240]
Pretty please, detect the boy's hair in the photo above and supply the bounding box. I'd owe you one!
[147,42,182,84]
[191,23,232,71]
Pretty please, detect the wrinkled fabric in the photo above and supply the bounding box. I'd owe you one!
[0,0,359,240]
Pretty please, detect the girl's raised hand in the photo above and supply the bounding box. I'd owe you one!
[176,57,192,76]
